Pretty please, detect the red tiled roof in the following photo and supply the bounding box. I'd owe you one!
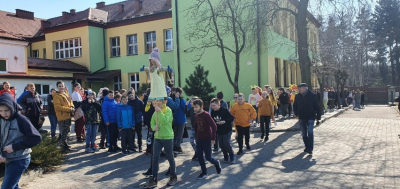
[0,11,43,39]
[0,29,24,40]
[28,58,88,72]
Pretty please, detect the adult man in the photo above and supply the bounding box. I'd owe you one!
[279,88,289,119]
[293,83,321,155]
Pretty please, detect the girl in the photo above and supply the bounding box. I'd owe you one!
[0,81,16,100]
[81,90,102,153]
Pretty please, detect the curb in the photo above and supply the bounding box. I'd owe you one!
[251,107,351,133]
[19,167,46,187]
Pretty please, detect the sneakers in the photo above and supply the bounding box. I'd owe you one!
[122,151,129,155]
[114,146,122,151]
[230,157,236,164]
[246,146,251,150]
[261,134,264,140]
[173,147,183,154]
[76,138,84,143]
[223,158,229,163]
[237,150,243,155]
[198,172,208,179]
[138,146,142,152]
[145,178,157,188]
[167,175,178,186]
[144,151,152,155]
[142,170,152,177]
[85,148,94,153]
[191,153,198,161]
[215,160,222,174]
[107,149,117,153]
[99,144,106,149]
[91,147,99,152]
[264,137,269,143]
[128,149,137,154]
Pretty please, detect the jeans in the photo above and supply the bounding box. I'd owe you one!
[173,123,185,148]
[217,131,235,161]
[299,119,314,152]
[2,157,30,189]
[132,123,143,147]
[236,125,250,150]
[152,139,176,178]
[196,139,219,174]
[85,124,98,148]
[355,102,360,109]
[260,116,271,137]
[189,128,196,152]
[108,123,119,150]
[48,114,58,138]
[121,128,134,151]
[281,104,289,117]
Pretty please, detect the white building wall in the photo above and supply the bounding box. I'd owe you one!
[0,39,29,73]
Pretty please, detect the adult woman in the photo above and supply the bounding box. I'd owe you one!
[0,81,16,99]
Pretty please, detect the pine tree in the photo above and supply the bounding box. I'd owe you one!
[183,65,216,103]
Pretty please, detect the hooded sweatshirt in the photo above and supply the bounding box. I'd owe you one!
[0,93,42,163]
[151,106,174,140]
[230,102,257,127]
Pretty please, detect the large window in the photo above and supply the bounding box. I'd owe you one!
[145,31,156,53]
[127,35,138,55]
[114,76,121,91]
[55,38,82,59]
[0,60,6,72]
[34,84,50,95]
[32,50,39,58]
[165,29,173,51]
[110,37,120,57]
[130,73,140,91]
[275,59,280,87]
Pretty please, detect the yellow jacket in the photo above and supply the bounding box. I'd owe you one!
[230,102,257,127]
[258,99,273,117]
[53,92,74,121]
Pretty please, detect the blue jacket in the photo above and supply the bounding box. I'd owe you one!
[117,104,135,129]
[102,96,118,124]
[17,90,29,104]
[167,97,179,111]
[173,98,187,125]
[128,97,144,124]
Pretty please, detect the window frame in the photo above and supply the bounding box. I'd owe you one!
[0,59,7,73]
[127,34,138,55]
[113,75,122,91]
[164,29,173,51]
[32,50,39,58]
[54,38,82,60]
[34,84,51,96]
[110,37,121,57]
[145,31,156,54]
[130,73,140,92]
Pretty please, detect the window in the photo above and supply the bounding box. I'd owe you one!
[34,84,50,95]
[145,31,156,53]
[165,29,173,51]
[127,35,138,55]
[114,76,122,91]
[284,61,288,87]
[43,48,47,59]
[54,38,82,59]
[110,37,120,57]
[275,59,280,87]
[130,73,140,91]
[32,50,39,58]
[0,60,6,72]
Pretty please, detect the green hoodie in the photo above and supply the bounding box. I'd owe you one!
[151,106,174,140]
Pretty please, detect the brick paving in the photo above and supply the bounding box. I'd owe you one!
[24,105,400,188]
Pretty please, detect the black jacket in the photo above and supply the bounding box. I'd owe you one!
[81,99,102,125]
[19,91,42,117]
[211,108,234,135]
[128,97,144,124]
[47,94,56,116]
[143,95,155,127]
[293,90,321,120]
[279,92,289,105]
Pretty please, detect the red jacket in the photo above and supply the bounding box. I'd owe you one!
[0,89,15,100]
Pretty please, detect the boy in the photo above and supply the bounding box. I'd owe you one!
[193,99,222,179]
[117,95,136,155]
[81,90,102,153]
[258,91,275,142]
[210,98,235,164]
[128,90,144,152]
[53,81,74,151]
[102,90,120,153]
[187,96,199,160]
[0,93,42,189]
[172,87,186,154]
[145,98,177,188]
[248,88,261,127]
[19,83,42,131]
[230,93,257,155]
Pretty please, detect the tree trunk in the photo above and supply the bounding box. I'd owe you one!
[296,0,312,88]
[318,77,325,115]
[390,47,396,86]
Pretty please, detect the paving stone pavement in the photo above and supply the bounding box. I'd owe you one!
[24,105,400,189]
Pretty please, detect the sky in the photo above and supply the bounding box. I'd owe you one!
[0,0,122,19]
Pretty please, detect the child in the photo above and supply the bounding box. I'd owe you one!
[193,99,222,179]
[47,88,58,138]
[127,90,144,152]
[114,93,122,104]
[248,88,261,127]
[0,93,42,189]
[98,89,109,149]
[53,81,74,151]
[210,98,235,164]
[187,96,199,160]
[258,91,275,142]
[230,93,257,155]
[145,98,178,188]
[102,90,120,153]
[19,83,42,131]
[117,95,136,155]
[81,90,102,153]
